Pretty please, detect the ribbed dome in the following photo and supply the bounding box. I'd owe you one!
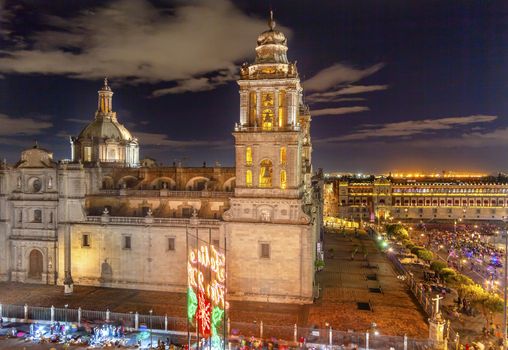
[78,117,134,141]
[257,29,287,47]
[254,11,289,64]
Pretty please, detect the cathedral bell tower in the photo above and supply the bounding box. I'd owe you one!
[226,11,312,217]
[223,12,316,303]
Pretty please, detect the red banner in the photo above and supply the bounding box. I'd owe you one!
[197,291,211,338]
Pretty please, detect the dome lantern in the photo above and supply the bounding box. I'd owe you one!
[255,11,288,64]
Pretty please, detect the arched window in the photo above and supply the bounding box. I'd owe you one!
[280,147,286,165]
[280,170,287,189]
[246,147,252,165]
[246,170,252,187]
[262,109,274,131]
[259,159,273,188]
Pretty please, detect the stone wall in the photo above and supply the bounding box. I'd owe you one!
[226,221,314,304]
[64,223,223,292]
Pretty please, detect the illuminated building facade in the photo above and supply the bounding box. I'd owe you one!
[326,173,508,222]
[0,13,322,305]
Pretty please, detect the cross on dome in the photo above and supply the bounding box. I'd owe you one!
[101,76,112,92]
[268,10,276,30]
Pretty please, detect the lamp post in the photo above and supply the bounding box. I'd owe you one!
[149,309,153,349]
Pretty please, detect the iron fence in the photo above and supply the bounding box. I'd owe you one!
[0,303,437,349]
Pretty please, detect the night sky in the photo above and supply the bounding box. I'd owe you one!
[0,0,507,173]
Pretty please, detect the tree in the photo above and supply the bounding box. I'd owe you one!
[386,224,408,240]
[438,268,456,282]
[452,274,474,286]
[410,246,425,255]
[458,284,503,328]
[315,259,325,271]
[405,241,415,250]
[395,227,409,241]
[430,260,448,273]
[416,249,434,262]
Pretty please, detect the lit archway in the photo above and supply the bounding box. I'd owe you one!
[259,159,273,188]
[28,249,43,280]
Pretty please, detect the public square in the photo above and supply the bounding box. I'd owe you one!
[0,230,429,349]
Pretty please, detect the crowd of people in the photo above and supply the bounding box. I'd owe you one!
[418,223,505,283]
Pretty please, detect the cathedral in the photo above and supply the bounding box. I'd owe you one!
[0,14,322,304]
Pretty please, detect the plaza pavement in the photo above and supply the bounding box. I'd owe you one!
[0,232,428,339]
[307,232,428,338]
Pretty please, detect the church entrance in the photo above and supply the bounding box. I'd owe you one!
[28,249,43,280]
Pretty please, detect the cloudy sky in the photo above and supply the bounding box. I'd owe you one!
[0,0,507,173]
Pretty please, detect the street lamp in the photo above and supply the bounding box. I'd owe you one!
[149,309,153,349]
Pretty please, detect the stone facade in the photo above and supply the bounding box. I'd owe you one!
[0,14,322,304]
[326,174,508,222]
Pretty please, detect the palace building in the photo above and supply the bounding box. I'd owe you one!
[0,13,322,304]
[325,173,508,223]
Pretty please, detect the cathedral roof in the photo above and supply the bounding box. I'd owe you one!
[15,143,56,168]
[78,117,134,142]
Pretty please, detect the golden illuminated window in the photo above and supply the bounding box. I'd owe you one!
[280,147,286,165]
[262,92,274,107]
[278,90,286,127]
[262,109,274,131]
[245,146,252,165]
[84,146,92,162]
[259,159,273,188]
[249,91,257,124]
[246,170,252,187]
[280,170,287,189]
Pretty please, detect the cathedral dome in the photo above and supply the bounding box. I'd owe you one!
[78,117,134,142]
[70,78,139,167]
[257,28,287,47]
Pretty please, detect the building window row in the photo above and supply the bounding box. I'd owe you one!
[393,198,506,207]
[81,234,176,252]
[392,187,508,194]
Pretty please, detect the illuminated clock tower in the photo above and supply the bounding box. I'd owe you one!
[223,12,317,304]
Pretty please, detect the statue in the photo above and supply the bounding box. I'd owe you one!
[64,271,74,295]
[240,62,249,79]
[432,294,443,317]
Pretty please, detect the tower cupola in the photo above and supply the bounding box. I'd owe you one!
[97,78,114,116]
[255,11,288,64]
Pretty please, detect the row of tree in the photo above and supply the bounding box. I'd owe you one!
[385,223,503,328]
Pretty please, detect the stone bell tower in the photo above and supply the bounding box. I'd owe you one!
[223,12,316,304]
[230,11,310,206]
